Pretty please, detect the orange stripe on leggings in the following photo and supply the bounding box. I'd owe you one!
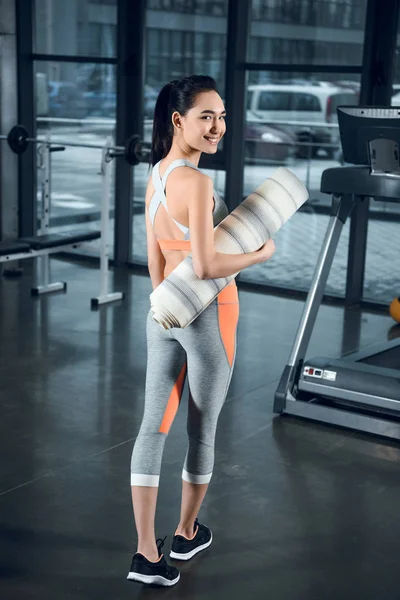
[217,287,239,368]
[159,363,187,434]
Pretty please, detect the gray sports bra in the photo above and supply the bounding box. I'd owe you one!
[148,158,228,241]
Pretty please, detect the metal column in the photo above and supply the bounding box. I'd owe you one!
[114,0,145,266]
[223,0,251,213]
[16,0,35,237]
[0,0,19,241]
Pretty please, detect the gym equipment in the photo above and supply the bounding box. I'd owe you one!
[1,124,150,166]
[0,131,149,307]
[274,106,400,441]
[389,298,400,323]
[150,167,309,329]
[7,125,29,155]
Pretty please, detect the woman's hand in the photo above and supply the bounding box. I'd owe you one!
[255,239,276,263]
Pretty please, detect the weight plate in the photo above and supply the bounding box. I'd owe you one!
[135,141,151,163]
[7,125,29,155]
[124,134,141,166]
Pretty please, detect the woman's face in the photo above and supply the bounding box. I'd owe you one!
[173,90,226,155]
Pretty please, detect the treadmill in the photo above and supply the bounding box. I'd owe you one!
[274,106,400,441]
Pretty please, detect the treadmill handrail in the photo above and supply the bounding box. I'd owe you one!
[287,195,355,368]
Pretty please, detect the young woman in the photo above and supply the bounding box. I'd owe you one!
[127,75,276,587]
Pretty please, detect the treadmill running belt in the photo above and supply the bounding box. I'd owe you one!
[359,346,400,370]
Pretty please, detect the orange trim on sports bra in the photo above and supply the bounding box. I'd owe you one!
[158,239,191,251]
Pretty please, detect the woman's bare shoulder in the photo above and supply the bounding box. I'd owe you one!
[145,163,212,207]
[168,166,212,193]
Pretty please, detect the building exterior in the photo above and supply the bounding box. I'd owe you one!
[35,0,369,100]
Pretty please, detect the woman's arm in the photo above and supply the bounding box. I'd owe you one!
[187,173,271,279]
[145,191,166,290]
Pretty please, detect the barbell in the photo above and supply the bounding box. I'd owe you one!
[0,125,151,166]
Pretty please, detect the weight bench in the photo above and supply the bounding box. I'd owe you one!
[0,240,31,255]
[0,229,102,298]
[0,135,124,308]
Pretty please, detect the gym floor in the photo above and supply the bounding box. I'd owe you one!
[1,257,399,600]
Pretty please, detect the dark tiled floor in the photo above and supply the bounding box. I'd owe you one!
[1,258,400,600]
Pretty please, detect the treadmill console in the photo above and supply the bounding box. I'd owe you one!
[337,106,400,177]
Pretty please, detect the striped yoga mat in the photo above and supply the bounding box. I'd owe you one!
[150,167,309,329]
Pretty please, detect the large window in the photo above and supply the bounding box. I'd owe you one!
[251,0,365,29]
[240,62,362,296]
[248,1,366,65]
[148,0,227,15]
[362,10,400,305]
[26,0,398,307]
[146,29,227,95]
[33,0,118,254]
[132,0,228,262]
[248,37,364,67]
[363,219,399,305]
[35,0,117,57]
[238,0,368,298]
[35,62,117,235]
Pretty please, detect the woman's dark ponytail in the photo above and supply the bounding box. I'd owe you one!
[150,80,177,167]
[150,75,218,166]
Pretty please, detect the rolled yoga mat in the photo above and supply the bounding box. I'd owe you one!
[150,166,309,330]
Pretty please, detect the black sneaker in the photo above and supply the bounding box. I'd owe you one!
[170,518,213,561]
[127,536,180,587]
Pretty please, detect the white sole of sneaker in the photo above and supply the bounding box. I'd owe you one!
[127,571,180,587]
[169,533,213,561]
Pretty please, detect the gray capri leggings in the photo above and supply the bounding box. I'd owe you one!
[130,283,239,487]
